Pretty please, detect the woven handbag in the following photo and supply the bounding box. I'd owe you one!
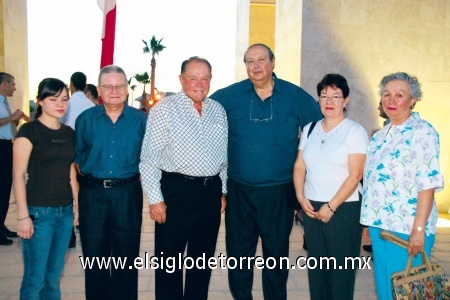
[380,230,450,299]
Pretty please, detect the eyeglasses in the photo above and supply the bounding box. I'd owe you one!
[99,84,128,92]
[319,95,344,102]
[250,92,273,122]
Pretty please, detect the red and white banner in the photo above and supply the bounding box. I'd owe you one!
[98,0,116,68]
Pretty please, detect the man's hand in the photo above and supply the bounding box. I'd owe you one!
[10,109,23,121]
[20,113,32,123]
[220,194,227,213]
[149,202,167,224]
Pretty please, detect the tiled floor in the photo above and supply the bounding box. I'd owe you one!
[1,194,449,300]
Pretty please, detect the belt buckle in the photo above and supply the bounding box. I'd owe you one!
[204,177,213,185]
[103,180,113,188]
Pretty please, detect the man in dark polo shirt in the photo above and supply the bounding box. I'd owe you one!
[210,44,322,300]
[75,65,147,300]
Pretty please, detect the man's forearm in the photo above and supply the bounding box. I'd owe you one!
[0,116,13,127]
[21,114,32,123]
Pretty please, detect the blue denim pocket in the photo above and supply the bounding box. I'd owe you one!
[27,206,46,223]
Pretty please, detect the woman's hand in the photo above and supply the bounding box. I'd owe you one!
[408,229,425,257]
[298,196,315,218]
[316,203,334,223]
[73,204,79,226]
[17,217,34,240]
[362,227,371,243]
[408,189,434,257]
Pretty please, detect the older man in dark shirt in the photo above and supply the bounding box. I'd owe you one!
[75,65,147,300]
[210,43,322,300]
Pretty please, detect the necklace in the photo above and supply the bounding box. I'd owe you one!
[316,120,345,148]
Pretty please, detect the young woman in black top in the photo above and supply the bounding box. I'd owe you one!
[13,78,78,299]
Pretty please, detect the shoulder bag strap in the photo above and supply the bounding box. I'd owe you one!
[307,121,317,138]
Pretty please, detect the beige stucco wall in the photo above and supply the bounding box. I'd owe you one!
[274,0,302,85]
[0,0,28,119]
[235,0,251,81]
[274,0,449,212]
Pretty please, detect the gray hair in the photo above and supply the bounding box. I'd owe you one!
[379,72,422,100]
[98,65,127,85]
[180,56,212,74]
[0,72,14,84]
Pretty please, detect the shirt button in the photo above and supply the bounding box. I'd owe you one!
[112,141,115,143]
[109,171,112,174]
[110,155,113,158]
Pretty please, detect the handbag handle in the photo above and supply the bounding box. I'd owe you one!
[380,230,433,276]
[404,252,433,276]
[380,230,408,248]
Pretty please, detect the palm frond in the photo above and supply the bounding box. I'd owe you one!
[142,39,150,54]
[134,72,150,84]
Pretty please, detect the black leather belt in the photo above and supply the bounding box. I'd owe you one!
[163,171,219,186]
[79,174,140,188]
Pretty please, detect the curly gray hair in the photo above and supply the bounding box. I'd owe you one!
[378,72,422,100]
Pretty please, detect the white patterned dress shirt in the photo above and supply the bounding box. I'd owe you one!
[140,91,228,204]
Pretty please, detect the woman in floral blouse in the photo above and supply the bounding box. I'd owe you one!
[360,72,444,299]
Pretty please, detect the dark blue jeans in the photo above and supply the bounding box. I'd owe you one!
[20,204,73,300]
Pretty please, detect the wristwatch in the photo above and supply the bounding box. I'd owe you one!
[415,226,423,232]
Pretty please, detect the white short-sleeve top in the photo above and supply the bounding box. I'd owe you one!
[299,118,369,202]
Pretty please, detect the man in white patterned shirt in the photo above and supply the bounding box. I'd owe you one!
[139,56,228,300]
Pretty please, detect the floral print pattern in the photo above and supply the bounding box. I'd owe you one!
[391,263,450,299]
[360,112,444,235]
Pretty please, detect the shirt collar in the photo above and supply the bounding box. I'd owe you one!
[272,73,286,94]
[383,112,420,136]
[244,72,283,94]
[95,103,131,120]
[179,91,210,109]
[398,111,420,126]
